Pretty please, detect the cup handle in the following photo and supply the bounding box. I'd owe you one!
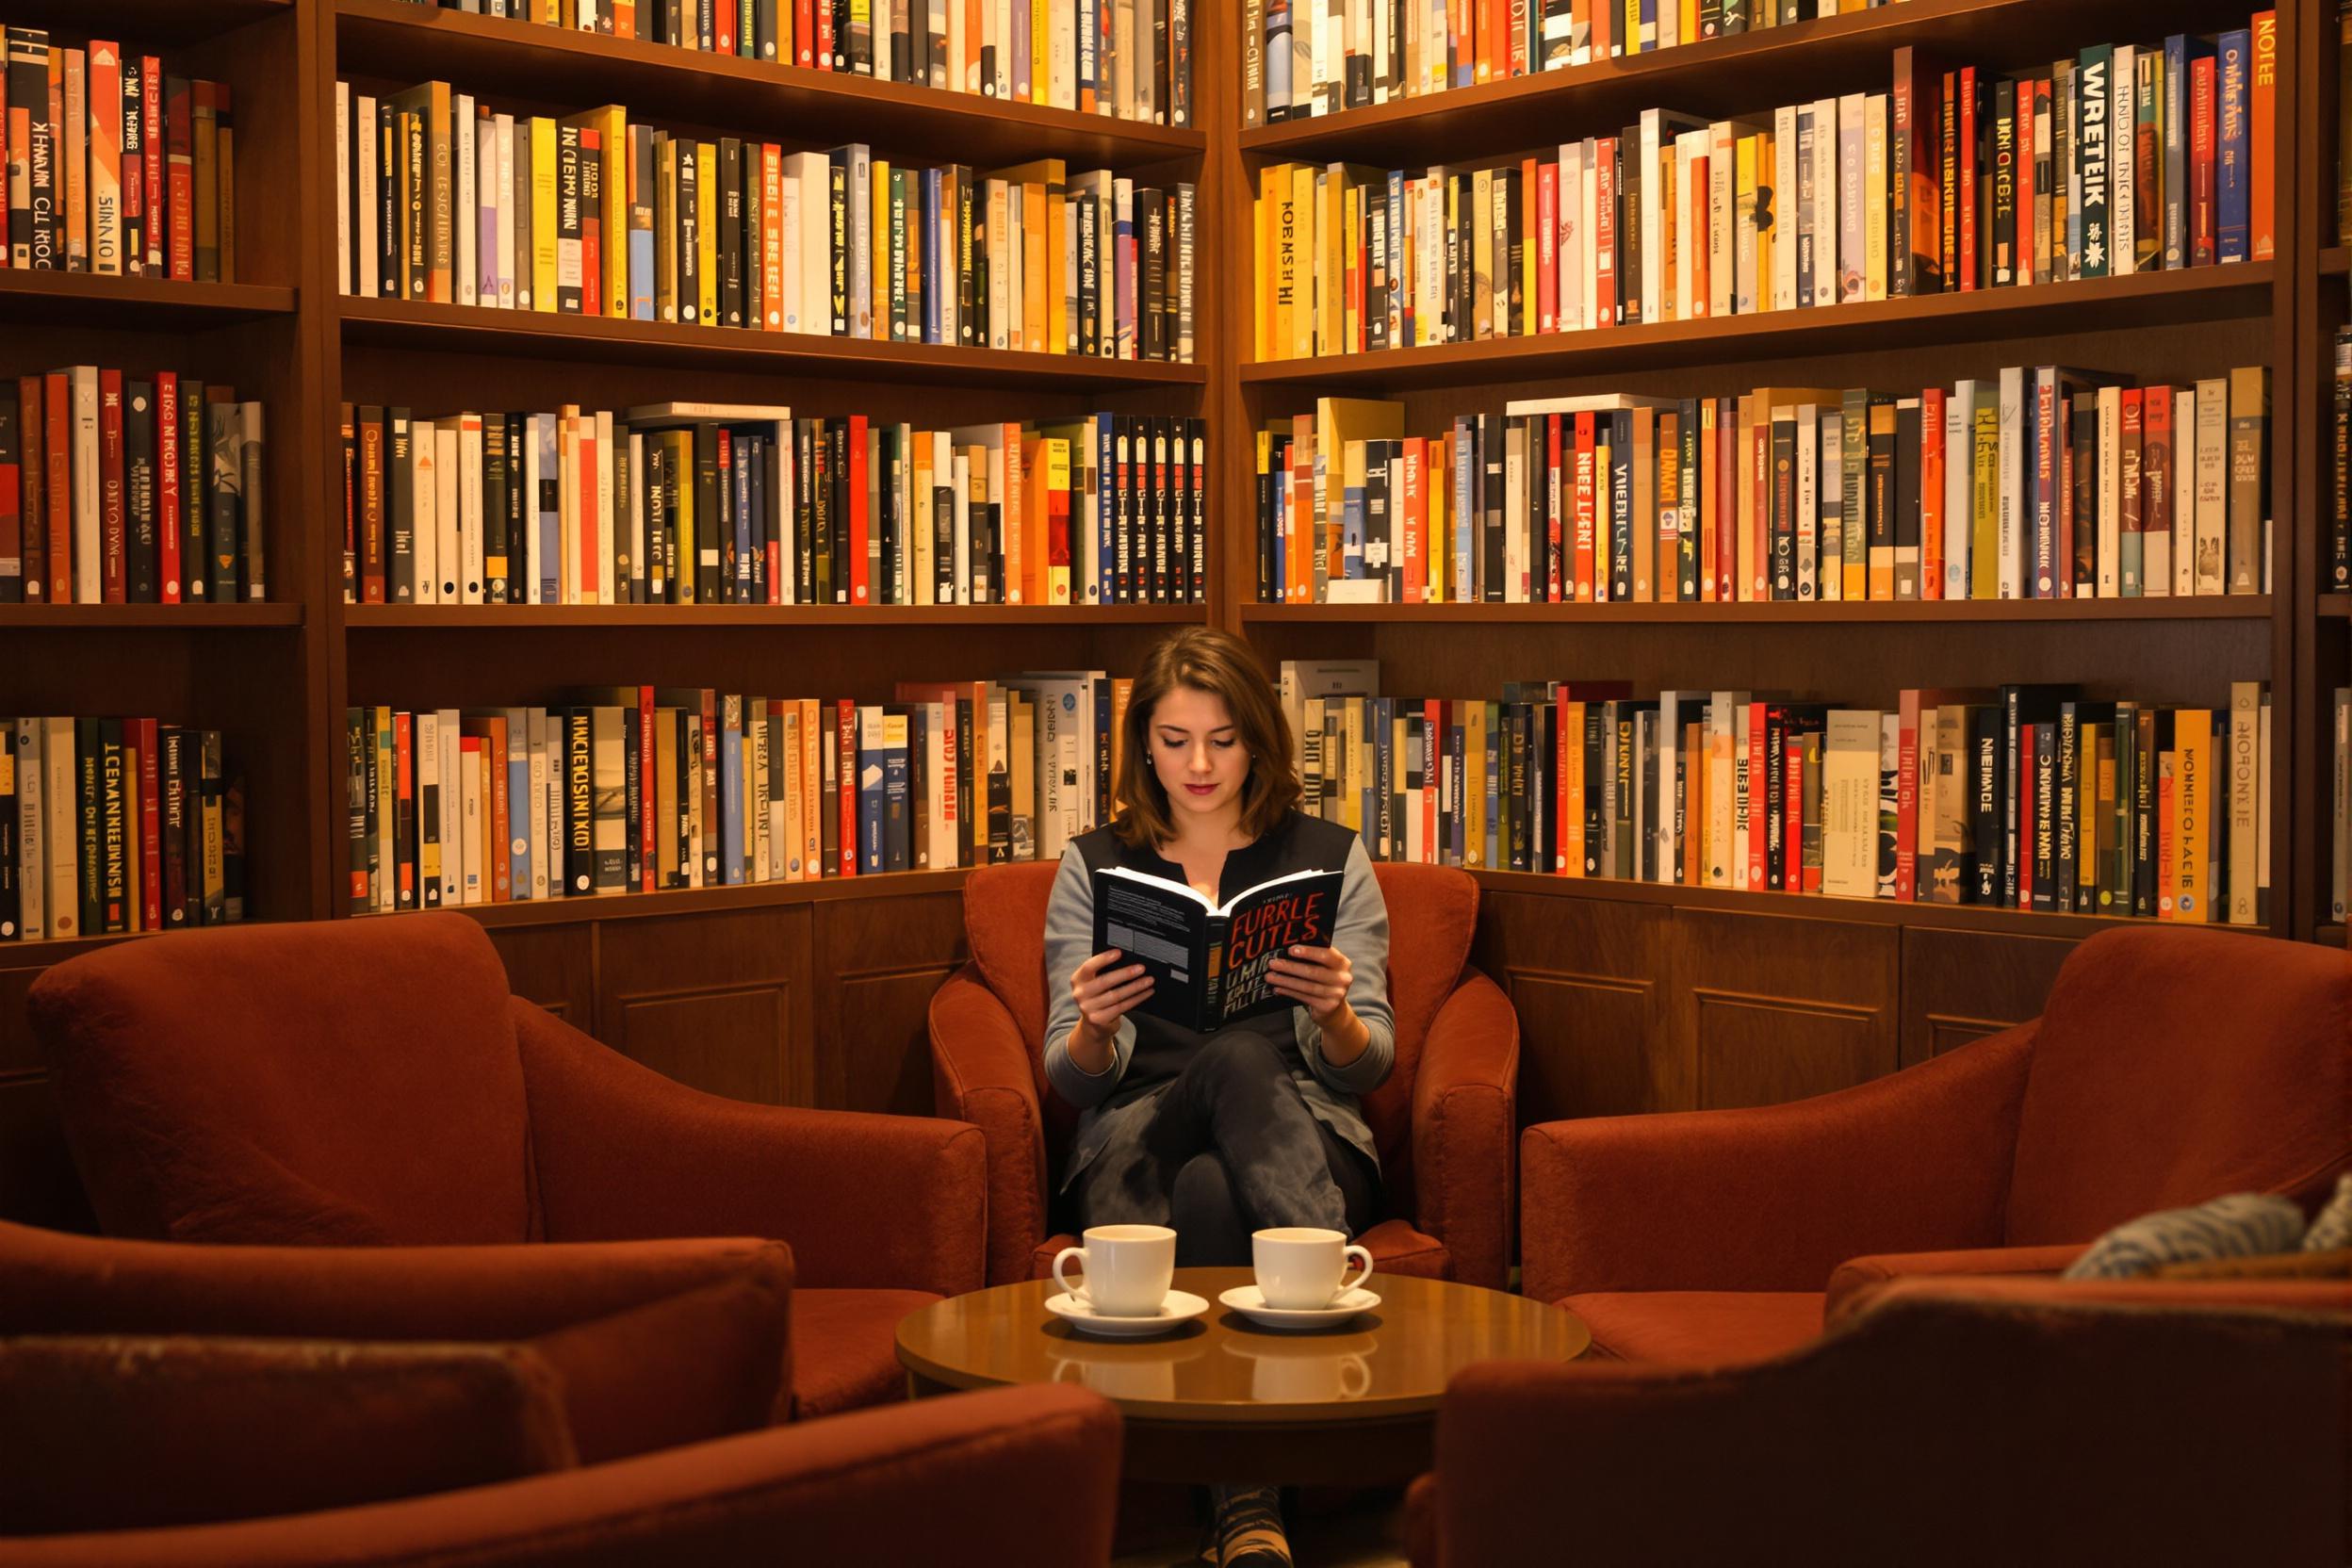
[1052,1246,1088,1304]
[1340,1245,1374,1296]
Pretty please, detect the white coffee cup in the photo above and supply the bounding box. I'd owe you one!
[1051,1356,1179,1401]
[1251,1226,1375,1311]
[1248,1349,1371,1403]
[1052,1224,1177,1317]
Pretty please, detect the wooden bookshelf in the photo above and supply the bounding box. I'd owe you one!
[1222,0,2340,1133]
[343,604,1204,628]
[0,272,298,329]
[1,0,292,45]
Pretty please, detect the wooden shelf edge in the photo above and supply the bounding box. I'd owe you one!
[1241,265,2276,388]
[0,923,274,965]
[1239,597,2272,625]
[0,271,296,322]
[391,868,973,928]
[342,605,1207,628]
[2322,248,2350,279]
[337,296,1207,387]
[2320,595,2351,621]
[2318,924,2348,949]
[1466,867,2280,939]
[0,605,302,629]
[332,0,1204,167]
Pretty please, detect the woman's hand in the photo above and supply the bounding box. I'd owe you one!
[1070,948,1153,1046]
[1269,944,1354,1027]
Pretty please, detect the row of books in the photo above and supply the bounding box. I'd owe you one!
[335,88,1199,361]
[338,402,1208,608]
[396,0,1195,127]
[344,672,1129,910]
[1258,371,2272,607]
[0,718,244,942]
[1253,24,2278,358]
[2,27,237,280]
[1280,662,2272,923]
[1242,0,1915,125]
[0,370,266,606]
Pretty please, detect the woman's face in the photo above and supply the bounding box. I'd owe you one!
[1150,685,1248,829]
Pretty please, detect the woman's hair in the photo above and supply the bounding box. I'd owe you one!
[1113,628,1300,846]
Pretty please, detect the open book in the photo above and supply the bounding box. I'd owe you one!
[1091,865,1346,1033]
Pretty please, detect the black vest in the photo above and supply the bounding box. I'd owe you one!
[1070,809,1359,1098]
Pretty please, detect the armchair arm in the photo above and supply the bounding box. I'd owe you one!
[1408,973,1518,1291]
[1823,1243,2086,1325]
[0,1218,792,1343]
[1429,1283,2349,1567]
[513,1002,986,1296]
[6,1383,1124,1568]
[1520,1022,2036,1302]
[930,967,1053,1286]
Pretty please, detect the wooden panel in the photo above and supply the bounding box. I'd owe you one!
[1675,909,1899,1110]
[814,893,969,1117]
[0,1077,93,1233]
[483,924,596,1027]
[1471,890,1668,1125]
[1900,928,2078,1067]
[596,907,814,1105]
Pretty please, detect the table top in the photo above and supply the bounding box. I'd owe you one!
[894,1267,1590,1426]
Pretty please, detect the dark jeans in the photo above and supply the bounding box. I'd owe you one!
[1075,1030,1380,1268]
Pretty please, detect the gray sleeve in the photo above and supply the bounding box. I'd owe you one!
[1297,836,1395,1098]
[1041,845,1135,1110]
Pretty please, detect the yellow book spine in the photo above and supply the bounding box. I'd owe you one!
[531,117,559,314]
[1047,190,1068,354]
[1044,436,1070,604]
[1427,433,1446,602]
[1342,181,1361,352]
[2174,710,2212,922]
[1290,164,1315,359]
[696,142,717,328]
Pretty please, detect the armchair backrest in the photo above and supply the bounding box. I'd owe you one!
[2005,926,2352,1246]
[28,914,535,1246]
[956,858,1480,1181]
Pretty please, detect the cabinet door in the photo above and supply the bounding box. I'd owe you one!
[814,892,968,1117]
[1670,907,1900,1111]
[597,906,816,1106]
[1474,889,1670,1125]
[1900,928,2074,1067]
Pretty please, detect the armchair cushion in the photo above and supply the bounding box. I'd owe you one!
[29,914,532,1247]
[1823,1244,2085,1322]
[1560,1291,1824,1366]
[1357,863,1480,1173]
[1402,973,1516,1290]
[531,1278,789,1465]
[930,966,1058,1285]
[0,1334,576,1538]
[787,1288,939,1420]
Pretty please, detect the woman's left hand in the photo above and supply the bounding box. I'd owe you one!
[1269,944,1353,1025]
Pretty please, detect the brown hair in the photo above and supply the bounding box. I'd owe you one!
[1113,628,1300,847]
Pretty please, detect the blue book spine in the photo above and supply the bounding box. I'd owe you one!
[507,742,531,898]
[1452,417,1475,596]
[1096,414,1117,603]
[2162,36,2188,269]
[1076,0,1095,105]
[2216,29,2250,263]
[858,725,886,874]
[719,714,744,885]
[733,430,755,599]
[1011,0,1030,101]
[1272,468,1286,600]
[1388,171,1406,342]
[1342,484,1365,579]
[536,415,561,604]
[1638,0,1656,50]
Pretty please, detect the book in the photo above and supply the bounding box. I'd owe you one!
[1090,862,1346,1031]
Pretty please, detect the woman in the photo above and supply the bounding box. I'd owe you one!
[1042,627,1394,1568]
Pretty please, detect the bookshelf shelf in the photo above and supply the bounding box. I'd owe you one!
[0,605,303,629]
[337,296,1207,388]
[430,866,972,929]
[340,604,1206,628]
[1241,265,2276,390]
[8,0,292,45]
[2321,924,2348,949]
[2323,596,2351,621]
[1237,0,2238,169]
[332,0,1206,171]
[1241,598,2273,625]
[0,272,297,330]
[1464,867,2275,940]
[2323,249,2349,279]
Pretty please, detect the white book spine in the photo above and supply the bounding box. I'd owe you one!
[1996,367,2024,598]
[596,410,615,605]
[2193,376,2227,595]
[336,82,351,293]
[2097,384,2122,597]
[72,368,101,604]
[358,94,380,300]
[436,422,463,603]
[1772,104,1797,311]
[1795,403,1818,600]
[1811,98,1838,308]
[456,94,477,306]
[2110,46,2135,278]
[953,453,972,603]
[461,414,485,604]
[411,419,436,605]
[496,115,516,308]
[2173,386,2197,596]
[42,719,77,938]
[1944,382,1970,599]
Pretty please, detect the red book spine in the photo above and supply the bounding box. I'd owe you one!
[16,378,41,601]
[141,57,164,273]
[137,718,161,930]
[166,76,193,282]
[99,368,126,602]
[394,710,415,907]
[1545,413,1563,601]
[1423,697,1442,860]
[798,0,817,67]
[156,371,180,601]
[848,415,870,603]
[1895,697,1919,901]
[2013,80,2036,285]
[43,373,70,603]
[1785,734,1807,893]
[837,698,858,875]
[1714,401,1736,602]
[1593,139,1617,326]
[817,0,836,72]
[1956,67,1978,291]
[1745,703,1768,892]
[1919,386,1944,600]
[1536,161,1557,332]
[1573,412,1595,601]
[637,685,656,892]
[2189,55,2217,267]
[2016,725,2034,909]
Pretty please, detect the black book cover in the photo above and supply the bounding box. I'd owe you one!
[345,710,368,913]
[125,380,156,601]
[1189,419,1207,604]
[99,718,128,934]
[1763,702,1788,890]
[957,168,977,344]
[2031,716,2057,911]
[389,412,415,604]
[1770,414,1796,599]
[1894,399,1921,597]
[1092,864,1346,1032]
[483,414,510,602]
[179,382,205,603]
[1481,412,1506,602]
[719,138,743,328]
[1619,126,1642,326]
[621,702,643,892]
[1583,704,1609,874]
[557,124,583,314]
[162,727,190,923]
[694,423,721,603]
[678,140,702,324]
[393,713,416,908]
[1989,77,2016,287]
[826,152,849,334]
[1141,189,1167,361]
[564,707,596,896]
[1077,193,1100,357]
[1607,411,1632,602]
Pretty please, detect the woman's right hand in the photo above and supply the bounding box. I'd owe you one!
[1070,948,1153,1044]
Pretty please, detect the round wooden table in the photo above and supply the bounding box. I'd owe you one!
[894,1266,1590,1484]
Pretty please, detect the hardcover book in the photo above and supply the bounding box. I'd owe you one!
[1090,863,1344,1032]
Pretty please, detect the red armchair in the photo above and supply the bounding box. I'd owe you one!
[931,860,1518,1288]
[1409,1275,2352,1567]
[1520,925,2352,1365]
[26,913,988,1419]
[0,1217,1121,1566]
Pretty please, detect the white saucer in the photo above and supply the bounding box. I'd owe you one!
[1043,1288,1211,1338]
[1217,1283,1381,1329]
